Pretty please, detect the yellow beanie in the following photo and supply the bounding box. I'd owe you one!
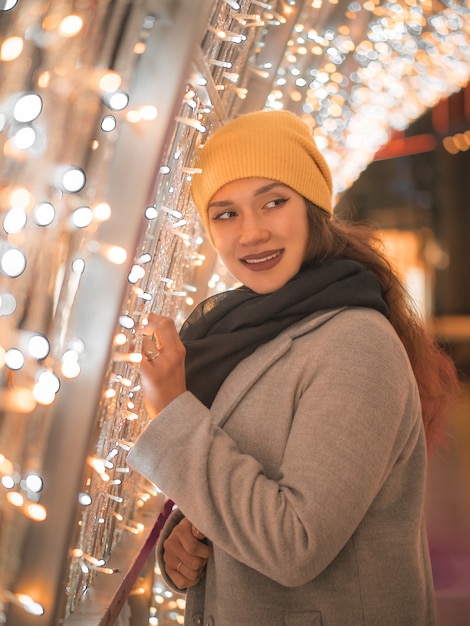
[190,110,333,235]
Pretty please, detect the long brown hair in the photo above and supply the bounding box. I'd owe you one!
[304,200,460,450]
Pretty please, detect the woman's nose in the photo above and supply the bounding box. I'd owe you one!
[238,214,269,245]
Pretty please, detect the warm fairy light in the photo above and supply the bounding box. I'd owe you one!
[72,549,117,574]
[78,492,92,505]
[87,456,113,476]
[101,115,116,132]
[15,593,45,616]
[24,502,47,522]
[58,15,83,37]
[37,71,50,88]
[93,565,117,574]
[113,353,142,364]
[139,105,158,121]
[57,166,86,193]
[175,116,206,133]
[71,548,84,558]
[33,383,56,406]
[130,586,145,595]
[248,67,270,78]
[13,93,43,123]
[443,130,470,154]
[72,206,93,228]
[0,387,36,412]
[113,333,127,346]
[93,202,112,221]
[126,109,143,123]
[1,36,23,61]
[125,411,139,420]
[13,126,36,150]
[106,245,127,265]
[4,348,24,370]
[7,491,24,507]
[10,187,31,209]
[128,264,146,282]
[61,350,80,379]
[99,72,122,93]
[0,455,14,476]
[24,473,44,493]
[105,90,129,111]
[89,241,128,264]
[134,41,146,54]
[37,370,60,394]
[2,475,15,489]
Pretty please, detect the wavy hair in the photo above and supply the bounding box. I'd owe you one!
[304,201,460,450]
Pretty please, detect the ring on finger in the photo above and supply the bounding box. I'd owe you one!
[152,330,163,350]
[176,560,183,574]
[145,349,160,362]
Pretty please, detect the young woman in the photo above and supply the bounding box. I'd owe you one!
[128,110,459,625]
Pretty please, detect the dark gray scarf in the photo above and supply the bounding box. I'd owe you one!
[180,258,389,408]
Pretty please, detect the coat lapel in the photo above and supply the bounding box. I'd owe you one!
[210,308,345,427]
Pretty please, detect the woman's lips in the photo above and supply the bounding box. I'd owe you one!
[240,250,283,271]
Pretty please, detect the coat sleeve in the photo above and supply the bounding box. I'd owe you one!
[127,310,424,586]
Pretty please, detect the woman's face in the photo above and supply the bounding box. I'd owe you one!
[207,177,310,294]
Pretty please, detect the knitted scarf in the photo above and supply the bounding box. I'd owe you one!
[180,258,389,408]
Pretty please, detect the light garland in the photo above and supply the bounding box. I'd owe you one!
[262,0,470,194]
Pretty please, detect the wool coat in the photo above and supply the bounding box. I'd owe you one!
[128,307,437,626]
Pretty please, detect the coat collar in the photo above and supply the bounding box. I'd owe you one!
[210,308,345,427]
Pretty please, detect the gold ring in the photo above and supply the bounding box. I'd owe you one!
[152,331,162,350]
[176,560,183,573]
[145,350,160,362]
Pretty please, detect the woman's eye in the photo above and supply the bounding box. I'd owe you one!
[212,210,236,221]
[266,197,288,209]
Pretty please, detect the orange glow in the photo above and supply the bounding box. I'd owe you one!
[58,15,83,37]
[99,72,122,93]
[1,36,23,61]
[25,502,47,521]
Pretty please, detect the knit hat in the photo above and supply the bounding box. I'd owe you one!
[190,109,333,235]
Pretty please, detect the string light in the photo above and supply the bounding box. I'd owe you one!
[263,0,470,192]
[58,15,83,37]
[0,36,23,61]
[1,591,45,616]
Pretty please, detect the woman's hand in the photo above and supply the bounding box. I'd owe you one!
[140,313,187,416]
[163,518,213,589]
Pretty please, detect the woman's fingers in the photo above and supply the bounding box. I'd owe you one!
[139,314,187,415]
[163,518,213,589]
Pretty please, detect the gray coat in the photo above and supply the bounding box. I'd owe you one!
[128,307,436,625]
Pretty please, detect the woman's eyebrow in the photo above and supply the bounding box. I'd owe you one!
[208,182,289,210]
[254,182,289,196]
[208,199,233,209]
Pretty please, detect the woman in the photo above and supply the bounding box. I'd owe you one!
[127,110,459,625]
